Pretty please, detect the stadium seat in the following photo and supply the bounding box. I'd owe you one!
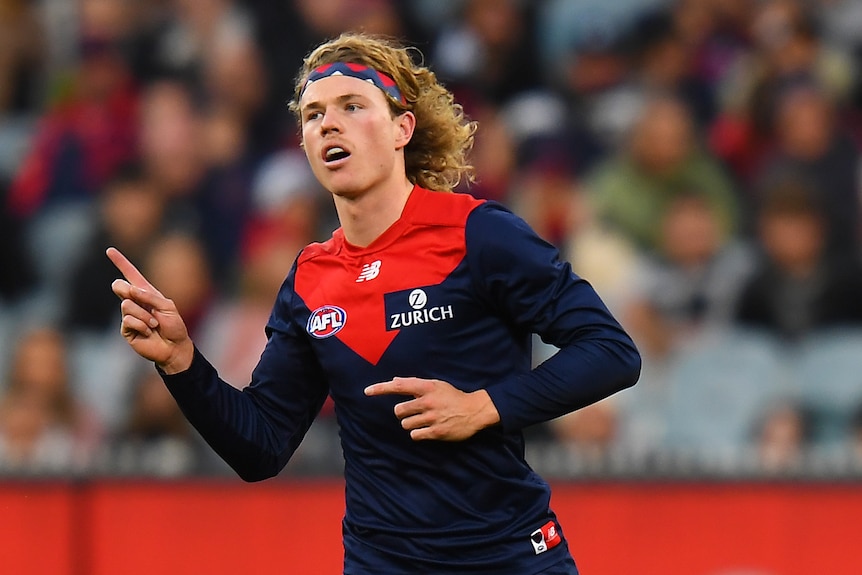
[792,328,862,445]
[614,354,674,456]
[660,328,795,456]
[67,331,142,431]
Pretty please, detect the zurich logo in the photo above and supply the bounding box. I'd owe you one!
[408,289,427,309]
[387,287,454,330]
[307,305,347,338]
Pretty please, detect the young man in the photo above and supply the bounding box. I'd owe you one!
[108,33,641,575]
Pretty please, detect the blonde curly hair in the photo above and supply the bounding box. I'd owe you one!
[290,33,477,192]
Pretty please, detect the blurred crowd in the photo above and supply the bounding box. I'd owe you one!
[3,0,862,478]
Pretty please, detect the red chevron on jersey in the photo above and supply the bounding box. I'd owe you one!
[294,186,483,365]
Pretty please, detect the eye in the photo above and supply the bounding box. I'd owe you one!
[304,110,322,122]
[345,103,361,112]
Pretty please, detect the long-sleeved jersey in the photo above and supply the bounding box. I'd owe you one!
[161,185,641,574]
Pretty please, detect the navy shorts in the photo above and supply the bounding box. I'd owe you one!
[537,555,579,575]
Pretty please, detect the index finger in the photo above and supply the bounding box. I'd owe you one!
[364,377,431,397]
[106,247,161,295]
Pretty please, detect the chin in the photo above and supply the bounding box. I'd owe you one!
[327,181,366,199]
[324,172,380,199]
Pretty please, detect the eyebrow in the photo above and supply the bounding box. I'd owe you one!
[300,93,370,113]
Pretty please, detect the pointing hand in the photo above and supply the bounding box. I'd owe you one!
[107,247,194,374]
[364,377,500,441]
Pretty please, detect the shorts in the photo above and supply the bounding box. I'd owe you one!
[536,554,579,575]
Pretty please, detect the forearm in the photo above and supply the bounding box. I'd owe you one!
[160,347,312,481]
[486,336,641,432]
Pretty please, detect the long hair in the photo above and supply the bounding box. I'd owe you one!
[290,33,477,192]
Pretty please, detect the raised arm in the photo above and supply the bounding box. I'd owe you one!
[107,246,330,481]
[107,246,195,374]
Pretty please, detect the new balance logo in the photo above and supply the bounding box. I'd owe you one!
[530,521,562,555]
[356,260,382,282]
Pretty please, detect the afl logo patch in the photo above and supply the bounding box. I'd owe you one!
[306,305,347,338]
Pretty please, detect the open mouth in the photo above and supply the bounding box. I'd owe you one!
[324,146,351,164]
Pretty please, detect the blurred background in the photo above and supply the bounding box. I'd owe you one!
[2,0,862,573]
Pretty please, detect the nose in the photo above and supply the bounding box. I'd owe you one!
[320,107,341,134]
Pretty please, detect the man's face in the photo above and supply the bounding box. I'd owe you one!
[761,212,823,272]
[299,74,409,199]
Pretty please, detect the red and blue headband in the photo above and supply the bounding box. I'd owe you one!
[303,62,405,105]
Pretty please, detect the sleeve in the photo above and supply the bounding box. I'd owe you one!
[160,262,329,482]
[466,202,642,431]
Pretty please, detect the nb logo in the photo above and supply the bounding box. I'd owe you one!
[356,260,382,282]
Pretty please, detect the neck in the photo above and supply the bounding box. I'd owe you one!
[334,178,415,247]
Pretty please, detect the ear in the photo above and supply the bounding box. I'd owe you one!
[394,111,416,151]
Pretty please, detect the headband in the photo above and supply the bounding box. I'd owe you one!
[303,62,405,105]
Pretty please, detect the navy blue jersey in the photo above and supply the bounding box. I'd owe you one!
[161,186,641,574]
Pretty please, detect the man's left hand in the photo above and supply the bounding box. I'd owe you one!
[364,378,501,441]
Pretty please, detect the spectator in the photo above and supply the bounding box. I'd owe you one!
[461,104,517,201]
[549,19,635,152]
[734,179,862,340]
[755,82,861,258]
[130,0,255,89]
[586,94,738,254]
[508,150,581,251]
[194,104,258,288]
[537,0,656,82]
[710,0,856,193]
[0,0,44,116]
[62,163,166,334]
[200,29,272,154]
[625,8,718,128]
[0,386,77,473]
[0,327,99,472]
[566,222,639,320]
[141,232,215,339]
[8,33,138,217]
[752,400,810,473]
[110,369,201,476]
[673,0,753,94]
[623,192,754,360]
[430,0,542,106]
[724,0,856,110]
[140,79,257,286]
[138,79,204,204]
[547,398,620,464]
[78,0,138,52]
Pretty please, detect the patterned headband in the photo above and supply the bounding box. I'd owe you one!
[303,62,405,105]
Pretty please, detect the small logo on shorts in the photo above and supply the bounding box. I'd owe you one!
[530,521,562,555]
